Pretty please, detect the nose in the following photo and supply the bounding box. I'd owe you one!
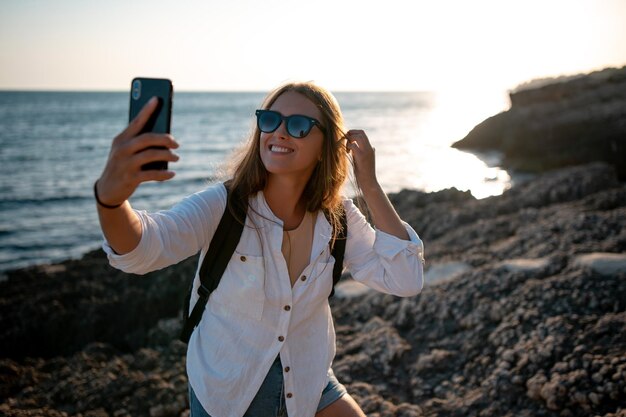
[273,119,290,139]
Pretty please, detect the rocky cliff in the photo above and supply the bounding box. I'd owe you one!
[452,66,626,179]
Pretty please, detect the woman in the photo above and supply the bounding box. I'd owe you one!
[95,82,425,417]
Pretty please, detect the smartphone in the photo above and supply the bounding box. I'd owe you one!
[129,77,173,170]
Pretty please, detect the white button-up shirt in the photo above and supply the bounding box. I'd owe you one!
[103,182,424,417]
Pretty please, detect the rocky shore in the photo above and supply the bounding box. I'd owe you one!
[1,161,624,417]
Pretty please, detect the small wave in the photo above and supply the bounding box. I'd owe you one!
[175,176,217,187]
[1,240,71,252]
[0,194,90,206]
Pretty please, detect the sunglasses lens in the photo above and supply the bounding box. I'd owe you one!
[287,116,312,138]
[258,111,281,133]
[256,110,319,138]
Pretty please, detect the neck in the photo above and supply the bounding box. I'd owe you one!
[264,175,307,230]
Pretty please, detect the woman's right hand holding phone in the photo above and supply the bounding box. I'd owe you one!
[95,97,179,255]
[96,96,179,207]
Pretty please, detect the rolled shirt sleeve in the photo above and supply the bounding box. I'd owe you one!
[342,199,425,297]
[102,183,227,275]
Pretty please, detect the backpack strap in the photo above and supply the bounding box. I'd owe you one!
[179,183,247,343]
[328,206,348,298]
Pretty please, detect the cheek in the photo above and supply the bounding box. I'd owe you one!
[258,134,269,154]
[258,135,270,166]
[259,133,270,147]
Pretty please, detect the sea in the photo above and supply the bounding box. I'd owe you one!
[0,90,510,274]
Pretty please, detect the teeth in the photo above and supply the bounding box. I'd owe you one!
[271,145,293,153]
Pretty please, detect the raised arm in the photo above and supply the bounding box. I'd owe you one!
[345,129,409,240]
[95,97,179,254]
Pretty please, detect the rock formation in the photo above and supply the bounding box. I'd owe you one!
[452,66,626,179]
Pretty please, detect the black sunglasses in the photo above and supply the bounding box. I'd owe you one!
[255,109,325,139]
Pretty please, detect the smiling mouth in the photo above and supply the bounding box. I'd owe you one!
[269,145,294,153]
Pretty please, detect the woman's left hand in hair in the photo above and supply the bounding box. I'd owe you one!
[345,129,378,189]
[345,129,409,240]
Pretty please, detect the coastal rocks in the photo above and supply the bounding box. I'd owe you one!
[0,341,188,417]
[333,279,374,299]
[1,161,625,416]
[332,263,626,416]
[452,66,626,179]
[332,163,625,416]
[394,163,619,252]
[424,261,472,284]
[498,257,551,273]
[0,251,199,359]
[334,317,412,379]
[523,312,626,413]
[347,382,424,417]
[574,252,626,276]
[413,349,455,375]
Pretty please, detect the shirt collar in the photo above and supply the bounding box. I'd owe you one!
[250,190,333,249]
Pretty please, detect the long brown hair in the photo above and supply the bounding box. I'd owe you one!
[227,81,349,239]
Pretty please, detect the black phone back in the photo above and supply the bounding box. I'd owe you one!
[129,77,173,170]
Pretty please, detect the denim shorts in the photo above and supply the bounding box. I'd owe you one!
[189,355,347,416]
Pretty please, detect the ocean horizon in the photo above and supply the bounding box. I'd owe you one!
[0,90,510,274]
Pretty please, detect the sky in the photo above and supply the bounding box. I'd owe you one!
[1,0,625,95]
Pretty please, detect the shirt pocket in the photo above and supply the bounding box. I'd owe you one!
[209,251,265,321]
[295,257,335,320]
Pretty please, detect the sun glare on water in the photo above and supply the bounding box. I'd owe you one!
[414,88,513,199]
[367,87,513,200]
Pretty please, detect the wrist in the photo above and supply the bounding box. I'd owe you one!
[358,178,381,195]
[94,180,124,209]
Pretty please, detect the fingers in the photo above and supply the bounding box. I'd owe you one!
[345,129,373,153]
[115,96,160,142]
[136,169,176,183]
[125,132,179,155]
[345,130,378,188]
[108,132,178,172]
[107,132,179,167]
[100,132,179,195]
[97,148,177,202]
[346,129,367,137]
[129,146,180,170]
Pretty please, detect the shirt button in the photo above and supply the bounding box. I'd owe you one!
[284,305,291,311]
[278,336,285,342]
[284,366,290,372]
[240,256,246,262]
[300,275,307,281]
[286,393,293,398]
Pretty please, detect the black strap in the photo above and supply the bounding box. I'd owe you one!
[180,186,348,343]
[329,206,348,298]
[179,184,246,343]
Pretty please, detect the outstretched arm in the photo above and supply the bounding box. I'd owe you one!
[95,96,179,254]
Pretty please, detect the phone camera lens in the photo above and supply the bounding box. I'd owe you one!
[132,80,142,100]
